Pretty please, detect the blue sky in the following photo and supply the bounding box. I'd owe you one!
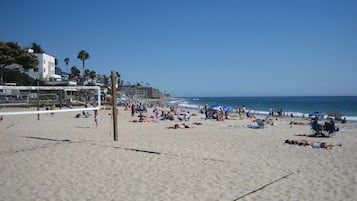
[1,0,356,97]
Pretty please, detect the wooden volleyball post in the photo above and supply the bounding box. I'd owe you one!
[111,71,119,141]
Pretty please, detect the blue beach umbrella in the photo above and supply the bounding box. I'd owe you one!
[309,111,324,119]
[117,97,127,106]
[209,104,222,110]
[223,105,233,112]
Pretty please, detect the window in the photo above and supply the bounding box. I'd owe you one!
[34,68,39,72]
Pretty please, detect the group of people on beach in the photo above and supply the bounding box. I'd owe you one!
[75,102,99,128]
[128,100,194,124]
[120,101,343,149]
[0,98,344,150]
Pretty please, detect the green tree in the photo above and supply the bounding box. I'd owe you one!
[84,69,90,78]
[77,50,90,84]
[70,65,80,83]
[0,41,39,84]
[3,69,39,85]
[31,42,44,53]
[55,67,62,75]
[103,75,109,86]
[89,70,96,80]
[120,80,124,90]
[116,72,123,90]
[64,57,70,73]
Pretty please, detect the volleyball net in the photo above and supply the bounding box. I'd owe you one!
[0,85,101,116]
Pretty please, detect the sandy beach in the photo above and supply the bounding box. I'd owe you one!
[1,106,357,201]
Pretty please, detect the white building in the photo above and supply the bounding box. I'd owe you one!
[25,52,61,81]
[6,51,61,82]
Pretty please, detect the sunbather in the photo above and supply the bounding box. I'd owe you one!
[285,139,341,149]
[166,123,191,129]
[131,115,159,123]
[289,121,310,125]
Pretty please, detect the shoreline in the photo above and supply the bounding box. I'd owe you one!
[174,103,357,122]
[169,97,357,122]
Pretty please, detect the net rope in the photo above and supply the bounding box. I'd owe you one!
[0,85,101,116]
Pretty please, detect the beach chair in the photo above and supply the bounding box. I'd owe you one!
[311,119,337,137]
[311,119,324,137]
[323,120,338,137]
[256,119,265,128]
[249,119,265,129]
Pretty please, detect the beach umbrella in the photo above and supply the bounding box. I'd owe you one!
[117,97,127,106]
[327,111,343,121]
[223,105,233,112]
[209,105,222,110]
[309,111,324,119]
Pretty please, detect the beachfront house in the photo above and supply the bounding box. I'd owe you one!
[27,51,60,82]
[5,50,61,82]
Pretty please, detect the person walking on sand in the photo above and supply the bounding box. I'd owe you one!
[184,111,190,121]
[131,103,136,117]
[204,104,209,119]
[94,107,99,128]
[50,104,55,116]
[153,104,159,120]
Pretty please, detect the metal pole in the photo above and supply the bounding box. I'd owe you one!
[111,71,118,141]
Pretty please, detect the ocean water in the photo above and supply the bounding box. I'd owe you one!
[172,96,357,119]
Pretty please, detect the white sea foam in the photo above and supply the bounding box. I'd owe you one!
[178,103,200,109]
[342,116,357,121]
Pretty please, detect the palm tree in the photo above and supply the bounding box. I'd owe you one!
[89,70,96,79]
[70,65,80,83]
[84,69,90,78]
[64,57,70,73]
[31,43,44,53]
[103,75,109,86]
[116,72,121,89]
[120,80,124,90]
[77,50,90,85]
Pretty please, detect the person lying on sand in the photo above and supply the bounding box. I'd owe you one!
[131,115,159,123]
[264,117,275,125]
[166,123,192,129]
[285,139,341,149]
[289,121,310,125]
